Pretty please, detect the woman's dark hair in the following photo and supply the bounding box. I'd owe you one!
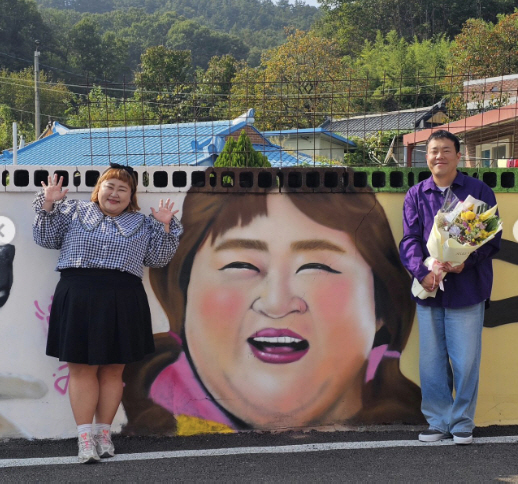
[426,130,461,153]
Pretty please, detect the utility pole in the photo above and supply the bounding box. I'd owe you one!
[34,40,41,140]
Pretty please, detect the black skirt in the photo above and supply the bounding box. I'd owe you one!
[46,268,155,365]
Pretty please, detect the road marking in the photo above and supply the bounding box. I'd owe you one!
[1,435,517,468]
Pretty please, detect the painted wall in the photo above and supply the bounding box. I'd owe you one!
[1,166,517,439]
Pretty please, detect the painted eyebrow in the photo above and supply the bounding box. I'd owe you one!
[214,239,268,252]
[291,240,346,253]
[214,238,346,253]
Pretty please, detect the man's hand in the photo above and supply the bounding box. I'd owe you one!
[442,262,464,274]
[420,272,440,292]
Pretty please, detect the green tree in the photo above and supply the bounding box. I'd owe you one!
[0,104,33,151]
[68,17,104,77]
[231,29,353,130]
[0,68,71,149]
[0,0,52,71]
[351,30,452,112]
[134,46,192,122]
[440,12,518,118]
[39,8,82,80]
[215,130,271,167]
[36,0,114,12]
[192,55,244,120]
[166,19,249,70]
[115,11,180,74]
[68,17,129,81]
[451,12,518,79]
[65,86,158,128]
[317,0,517,56]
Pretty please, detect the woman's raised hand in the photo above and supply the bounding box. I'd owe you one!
[42,175,69,203]
[151,198,178,233]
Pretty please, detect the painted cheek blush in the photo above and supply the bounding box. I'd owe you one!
[199,287,245,324]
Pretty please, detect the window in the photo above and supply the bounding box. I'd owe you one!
[476,137,513,168]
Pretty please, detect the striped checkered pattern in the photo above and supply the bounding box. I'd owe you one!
[32,192,183,278]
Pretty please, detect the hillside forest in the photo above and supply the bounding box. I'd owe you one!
[0,0,517,152]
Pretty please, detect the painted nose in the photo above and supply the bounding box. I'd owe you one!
[251,272,308,319]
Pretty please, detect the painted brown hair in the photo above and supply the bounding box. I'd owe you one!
[123,180,424,432]
[150,187,414,353]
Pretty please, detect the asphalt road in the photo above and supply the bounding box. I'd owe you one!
[1,425,518,482]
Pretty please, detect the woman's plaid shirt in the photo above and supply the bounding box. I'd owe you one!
[32,192,183,279]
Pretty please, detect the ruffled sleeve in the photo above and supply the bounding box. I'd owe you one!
[32,191,77,250]
[143,215,183,268]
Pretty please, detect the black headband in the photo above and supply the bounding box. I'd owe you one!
[105,162,137,179]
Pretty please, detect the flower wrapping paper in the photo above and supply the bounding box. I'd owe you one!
[412,193,502,299]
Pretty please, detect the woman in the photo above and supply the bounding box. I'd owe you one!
[122,178,424,436]
[32,164,182,463]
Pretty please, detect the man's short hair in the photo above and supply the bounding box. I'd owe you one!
[426,130,461,153]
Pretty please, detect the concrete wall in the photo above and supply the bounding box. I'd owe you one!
[1,166,517,439]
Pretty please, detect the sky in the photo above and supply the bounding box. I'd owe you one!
[288,0,321,7]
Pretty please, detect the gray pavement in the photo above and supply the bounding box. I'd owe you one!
[1,425,517,482]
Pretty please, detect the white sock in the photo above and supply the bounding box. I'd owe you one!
[95,423,111,436]
[77,424,93,438]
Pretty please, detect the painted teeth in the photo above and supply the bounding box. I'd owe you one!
[253,336,302,344]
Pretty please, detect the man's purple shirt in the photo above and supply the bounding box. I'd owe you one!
[399,171,501,308]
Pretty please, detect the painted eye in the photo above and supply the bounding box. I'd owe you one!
[219,261,260,272]
[296,263,341,274]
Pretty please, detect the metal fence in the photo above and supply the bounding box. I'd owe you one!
[4,71,518,168]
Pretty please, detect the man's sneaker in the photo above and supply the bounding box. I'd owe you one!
[78,432,100,464]
[453,432,473,445]
[94,429,115,458]
[418,429,451,442]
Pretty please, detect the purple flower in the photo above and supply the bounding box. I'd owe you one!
[449,225,462,237]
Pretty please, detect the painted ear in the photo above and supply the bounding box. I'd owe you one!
[0,244,15,309]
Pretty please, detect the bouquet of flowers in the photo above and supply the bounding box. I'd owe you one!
[412,188,502,299]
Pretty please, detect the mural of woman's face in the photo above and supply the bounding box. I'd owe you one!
[184,195,378,428]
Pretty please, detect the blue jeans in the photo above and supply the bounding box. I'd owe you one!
[416,302,485,434]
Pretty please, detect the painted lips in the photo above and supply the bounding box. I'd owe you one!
[247,328,309,364]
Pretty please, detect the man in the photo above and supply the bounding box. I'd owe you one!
[399,130,501,445]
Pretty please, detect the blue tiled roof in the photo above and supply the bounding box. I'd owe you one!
[253,144,315,167]
[1,113,314,168]
[262,127,355,147]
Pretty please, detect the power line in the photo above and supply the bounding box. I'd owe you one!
[0,51,116,84]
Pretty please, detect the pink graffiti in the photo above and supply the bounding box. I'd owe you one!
[52,364,70,395]
[34,296,53,336]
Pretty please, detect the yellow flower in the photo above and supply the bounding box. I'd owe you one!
[461,211,476,221]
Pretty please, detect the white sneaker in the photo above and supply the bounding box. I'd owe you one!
[453,432,473,445]
[94,429,115,458]
[418,429,451,442]
[78,432,100,464]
